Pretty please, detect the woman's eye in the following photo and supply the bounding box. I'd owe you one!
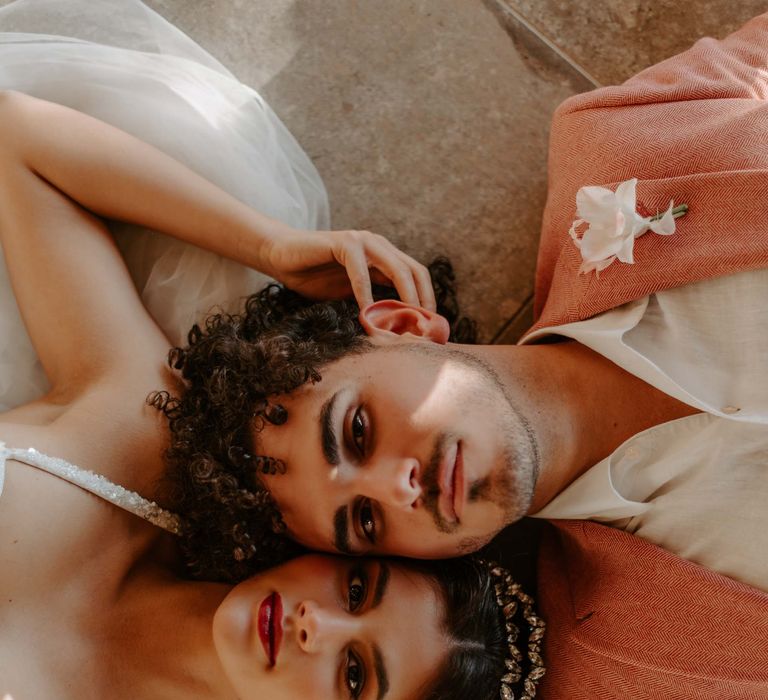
[359,499,376,542]
[346,650,365,698]
[347,568,368,612]
[351,407,366,454]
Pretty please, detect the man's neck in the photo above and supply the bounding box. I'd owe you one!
[468,339,699,512]
[100,565,236,700]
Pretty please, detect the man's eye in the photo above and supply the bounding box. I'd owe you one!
[345,649,365,699]
[359,499,376,543]
[351,407,366,454]
[347,568,368,612]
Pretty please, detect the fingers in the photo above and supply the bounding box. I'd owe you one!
[340,240,375,309]
[408,253,437,312]
[336,231,436,311]
[370,244,421,307]
[373,242,436,311]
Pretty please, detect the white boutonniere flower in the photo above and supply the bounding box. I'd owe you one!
[569,178,688,275]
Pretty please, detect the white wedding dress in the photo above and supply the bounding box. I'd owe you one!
[0,0,330,411]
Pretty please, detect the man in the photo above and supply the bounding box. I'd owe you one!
[169,12,767,590]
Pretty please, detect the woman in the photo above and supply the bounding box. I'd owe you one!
[0,2,546,699]
[1,530,543,698]
[0,0,437,560]
[0,0,437,413]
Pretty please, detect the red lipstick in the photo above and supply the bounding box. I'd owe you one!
[257,592,283,666]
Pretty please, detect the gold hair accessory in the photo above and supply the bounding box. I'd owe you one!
[485,562,546,700]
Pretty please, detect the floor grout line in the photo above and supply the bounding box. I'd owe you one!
[491,292,534,344]
[485,0,603,89]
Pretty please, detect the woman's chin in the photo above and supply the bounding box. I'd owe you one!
[212,583,260,663]
[213,585,277,700]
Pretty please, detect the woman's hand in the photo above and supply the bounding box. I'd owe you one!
[263,228,437,311]
[0,93,435,312]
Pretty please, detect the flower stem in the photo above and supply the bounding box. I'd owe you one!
[650,203,688,222]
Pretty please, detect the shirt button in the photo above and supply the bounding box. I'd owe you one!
[722,406,741,414]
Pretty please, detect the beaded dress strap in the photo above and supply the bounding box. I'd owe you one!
[0,441,182,535]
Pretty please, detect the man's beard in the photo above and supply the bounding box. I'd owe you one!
[402,344,539,533]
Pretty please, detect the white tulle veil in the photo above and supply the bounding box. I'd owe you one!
[0,0,330,410]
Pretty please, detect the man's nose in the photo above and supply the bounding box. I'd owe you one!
[357,456,422,509]
[294,600,359,654]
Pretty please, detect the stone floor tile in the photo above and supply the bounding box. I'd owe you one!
[483,0,600,90]
[145,0,583,340]
[492,293,534,344]
[502,0,768,86]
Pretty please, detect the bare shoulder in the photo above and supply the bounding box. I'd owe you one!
[0,366,178,603]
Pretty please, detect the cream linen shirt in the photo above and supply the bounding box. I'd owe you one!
[524,268,768,591]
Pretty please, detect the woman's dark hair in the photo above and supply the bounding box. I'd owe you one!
[151,258,476,582]
[413,556,534,700]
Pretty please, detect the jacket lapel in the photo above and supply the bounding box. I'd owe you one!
[526,170,768,338]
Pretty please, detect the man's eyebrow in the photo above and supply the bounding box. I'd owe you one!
[320,390,341,467]
[333,505,353,555]
[373,644,390,700]
[371,562,390,609]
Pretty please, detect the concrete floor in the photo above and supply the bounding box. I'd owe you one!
[145,0,768,342]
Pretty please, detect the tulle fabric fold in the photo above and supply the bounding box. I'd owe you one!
[0,0,330,410]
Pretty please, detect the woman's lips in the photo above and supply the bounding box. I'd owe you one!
[257,592,283,666]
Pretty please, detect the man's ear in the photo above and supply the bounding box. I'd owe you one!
[359,300,450,344]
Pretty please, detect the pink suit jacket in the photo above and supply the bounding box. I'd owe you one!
[537,520,768,699]
[530,13,768,698]
[527,11,768,336]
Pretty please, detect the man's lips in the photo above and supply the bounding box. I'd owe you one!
[257,592,283,666]
[453,441,465,521]
[437,441,463,524]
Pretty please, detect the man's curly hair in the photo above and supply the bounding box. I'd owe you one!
[151,258,476,582]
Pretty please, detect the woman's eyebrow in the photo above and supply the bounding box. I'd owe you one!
[373,644,390,700]
[370,563,391,698]
[371,562,391,609]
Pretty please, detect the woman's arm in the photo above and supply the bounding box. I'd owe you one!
[0,91,172,394]
[0,91,435,310]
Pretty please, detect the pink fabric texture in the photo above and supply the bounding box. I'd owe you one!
[527,12,768,336]
[538,521,768,699]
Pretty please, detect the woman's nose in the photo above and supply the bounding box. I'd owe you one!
[294,600,359,653]
[359,456,422,509]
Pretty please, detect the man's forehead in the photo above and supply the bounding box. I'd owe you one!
[303,349,420,403]
[277,342,453,430]
[315,338,437,377]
